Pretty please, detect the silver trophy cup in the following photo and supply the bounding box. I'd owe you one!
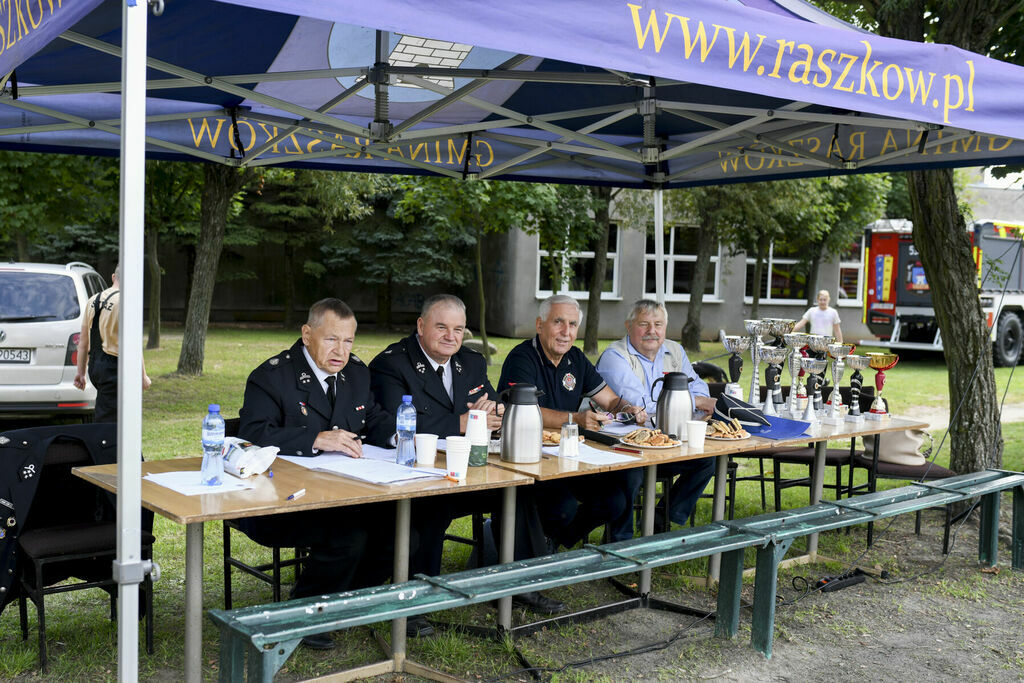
[844,354,872,424]
[758,345,789,417]
[743,319,773,405]
[721,334,751,399]
[799,357,828,429]
[823,343,856,425]
[782,332,811,418]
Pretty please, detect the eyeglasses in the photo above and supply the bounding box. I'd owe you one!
[588,399,636,424]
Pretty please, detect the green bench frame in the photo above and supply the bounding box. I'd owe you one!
[209,469,1024,681]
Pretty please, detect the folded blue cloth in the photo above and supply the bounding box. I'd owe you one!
[746,415,812,440]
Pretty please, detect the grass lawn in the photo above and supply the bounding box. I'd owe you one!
[1,324,1021,680]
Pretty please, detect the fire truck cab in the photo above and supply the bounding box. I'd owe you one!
[861,219,1024,366]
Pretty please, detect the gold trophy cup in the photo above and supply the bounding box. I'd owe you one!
[865,352,899,420]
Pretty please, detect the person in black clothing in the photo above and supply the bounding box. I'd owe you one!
[237,298,397,649]
[498,295,647,553]
[73,264,151,421]
[369,295,563,616]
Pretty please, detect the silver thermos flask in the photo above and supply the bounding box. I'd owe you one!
[651,372,693,441]
[499,384,543,464]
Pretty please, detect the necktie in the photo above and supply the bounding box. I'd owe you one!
[436,365,451,400]
[325,375,337,411]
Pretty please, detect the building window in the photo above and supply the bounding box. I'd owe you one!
[643,225,721,300]
[837,236,865,306]
[744,242,808,302]
[536,224,619,298]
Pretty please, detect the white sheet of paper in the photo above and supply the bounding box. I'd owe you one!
[143,471,254,496]
[277,453,446,485]
[358,444,399,462]
[599,422,638,436]
[541,443,639,465]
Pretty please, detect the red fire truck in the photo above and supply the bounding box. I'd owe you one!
[861,219,1024,366]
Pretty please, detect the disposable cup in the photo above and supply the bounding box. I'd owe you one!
[445,436,471,481]
[414,433,439,467]
[686,420,707,452]
[465,410,489,444]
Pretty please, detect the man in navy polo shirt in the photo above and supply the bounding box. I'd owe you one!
[499,295,647,546]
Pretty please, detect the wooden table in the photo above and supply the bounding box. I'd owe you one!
[492,416,928,586]
[74,456,532,683]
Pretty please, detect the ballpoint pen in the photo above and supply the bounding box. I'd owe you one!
[286,488,306,501]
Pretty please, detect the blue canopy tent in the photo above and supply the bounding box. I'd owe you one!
[3,0,1023,679]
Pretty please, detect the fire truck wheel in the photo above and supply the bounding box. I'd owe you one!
[993,312,1023,367]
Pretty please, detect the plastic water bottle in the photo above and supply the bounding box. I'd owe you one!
[396,395,416,466]
[201,404,225,486]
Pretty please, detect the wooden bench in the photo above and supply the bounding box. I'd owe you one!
[209,468,1024,681]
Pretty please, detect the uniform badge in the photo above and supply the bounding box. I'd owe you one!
[562,373,576,391]
[469,384,485,395]
[299,372,311,384]
[6,516,15,527]
[0,436,8,445]
[268,357,279,366]
[384,349,393,354]
[0,529,5,539]
[0,497,12,511]
[355,405,365,411]
[415,362,426,374]
[299,402,308,416]
[19,463,36,481]
[338,371,346,383]
[453,359,463,374]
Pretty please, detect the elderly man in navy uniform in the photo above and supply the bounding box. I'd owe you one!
[369,294,563,616]
[498,295,648,549]
[238,298,396,649]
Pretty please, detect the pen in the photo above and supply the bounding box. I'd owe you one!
[444,475,460,483]
[286,488,306,501]
[613,446,642,454]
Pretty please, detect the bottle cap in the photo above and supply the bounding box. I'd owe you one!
[208,404,220,412]
[402,395,412,403]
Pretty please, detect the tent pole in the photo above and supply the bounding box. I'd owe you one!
[115,0,148,681]
[654,187,665,305]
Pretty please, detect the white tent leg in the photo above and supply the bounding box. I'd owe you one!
[116,1,148,681]
[654,188,665,305]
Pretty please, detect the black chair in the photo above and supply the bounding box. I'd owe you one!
[220,417,307,609]
[15,432,155,670]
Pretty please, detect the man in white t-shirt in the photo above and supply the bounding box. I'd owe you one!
[793,289,843,342]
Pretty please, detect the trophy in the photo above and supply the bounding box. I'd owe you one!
[799,357,828,428]
[844,354,871,424]
[744,319,772,404]
[764,318,796,347]
[758,345,789,417]
[782,332,811,418]
[720,334,751,399]
[822,343,856,425]
[865,352,899,420]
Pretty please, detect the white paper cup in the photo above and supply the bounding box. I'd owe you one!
[465,409,489,445]
[445,436,471,480]
[414,433,439,466]
[686,420,707,451]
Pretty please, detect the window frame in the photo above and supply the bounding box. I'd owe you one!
[743,242,806,304]
[534,224,621,300]
[642,224,723,302]
[836,235,866,308]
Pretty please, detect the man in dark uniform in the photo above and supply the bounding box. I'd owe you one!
[498,295,647,548]
[238,298,396,649]
[369,295,563,616]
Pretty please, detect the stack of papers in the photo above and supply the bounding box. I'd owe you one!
[598,422,637,436]
[144,471,255,496]
[541,443,639,465]
[277,452,447,485]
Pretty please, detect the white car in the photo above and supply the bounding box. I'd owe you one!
[0,262,108,418]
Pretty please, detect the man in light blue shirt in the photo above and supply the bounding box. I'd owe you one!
[597,300,717,535]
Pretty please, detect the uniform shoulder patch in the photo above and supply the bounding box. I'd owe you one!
[349,354,364,365]
[462,345,482,356]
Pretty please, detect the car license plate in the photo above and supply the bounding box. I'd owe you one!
[0,348,30,363]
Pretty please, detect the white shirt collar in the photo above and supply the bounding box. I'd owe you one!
[301,345,336,394]
[416,335,450,373]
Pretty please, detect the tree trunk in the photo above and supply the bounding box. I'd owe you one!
[377,272,392,329]
[584,187,612,355]
[681,212,718,351]
[15,232,28,261]
[145,220,161,349]
[176,165,251,375]
[282,245,296,329]
[805,242,823,306]
[750,233,769,320]
[907,169,1002,473]
[475,226,490,365]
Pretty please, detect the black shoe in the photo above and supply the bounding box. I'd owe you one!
[406,615,435,638]
[512,591,566,615]
[301,633,335,650]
